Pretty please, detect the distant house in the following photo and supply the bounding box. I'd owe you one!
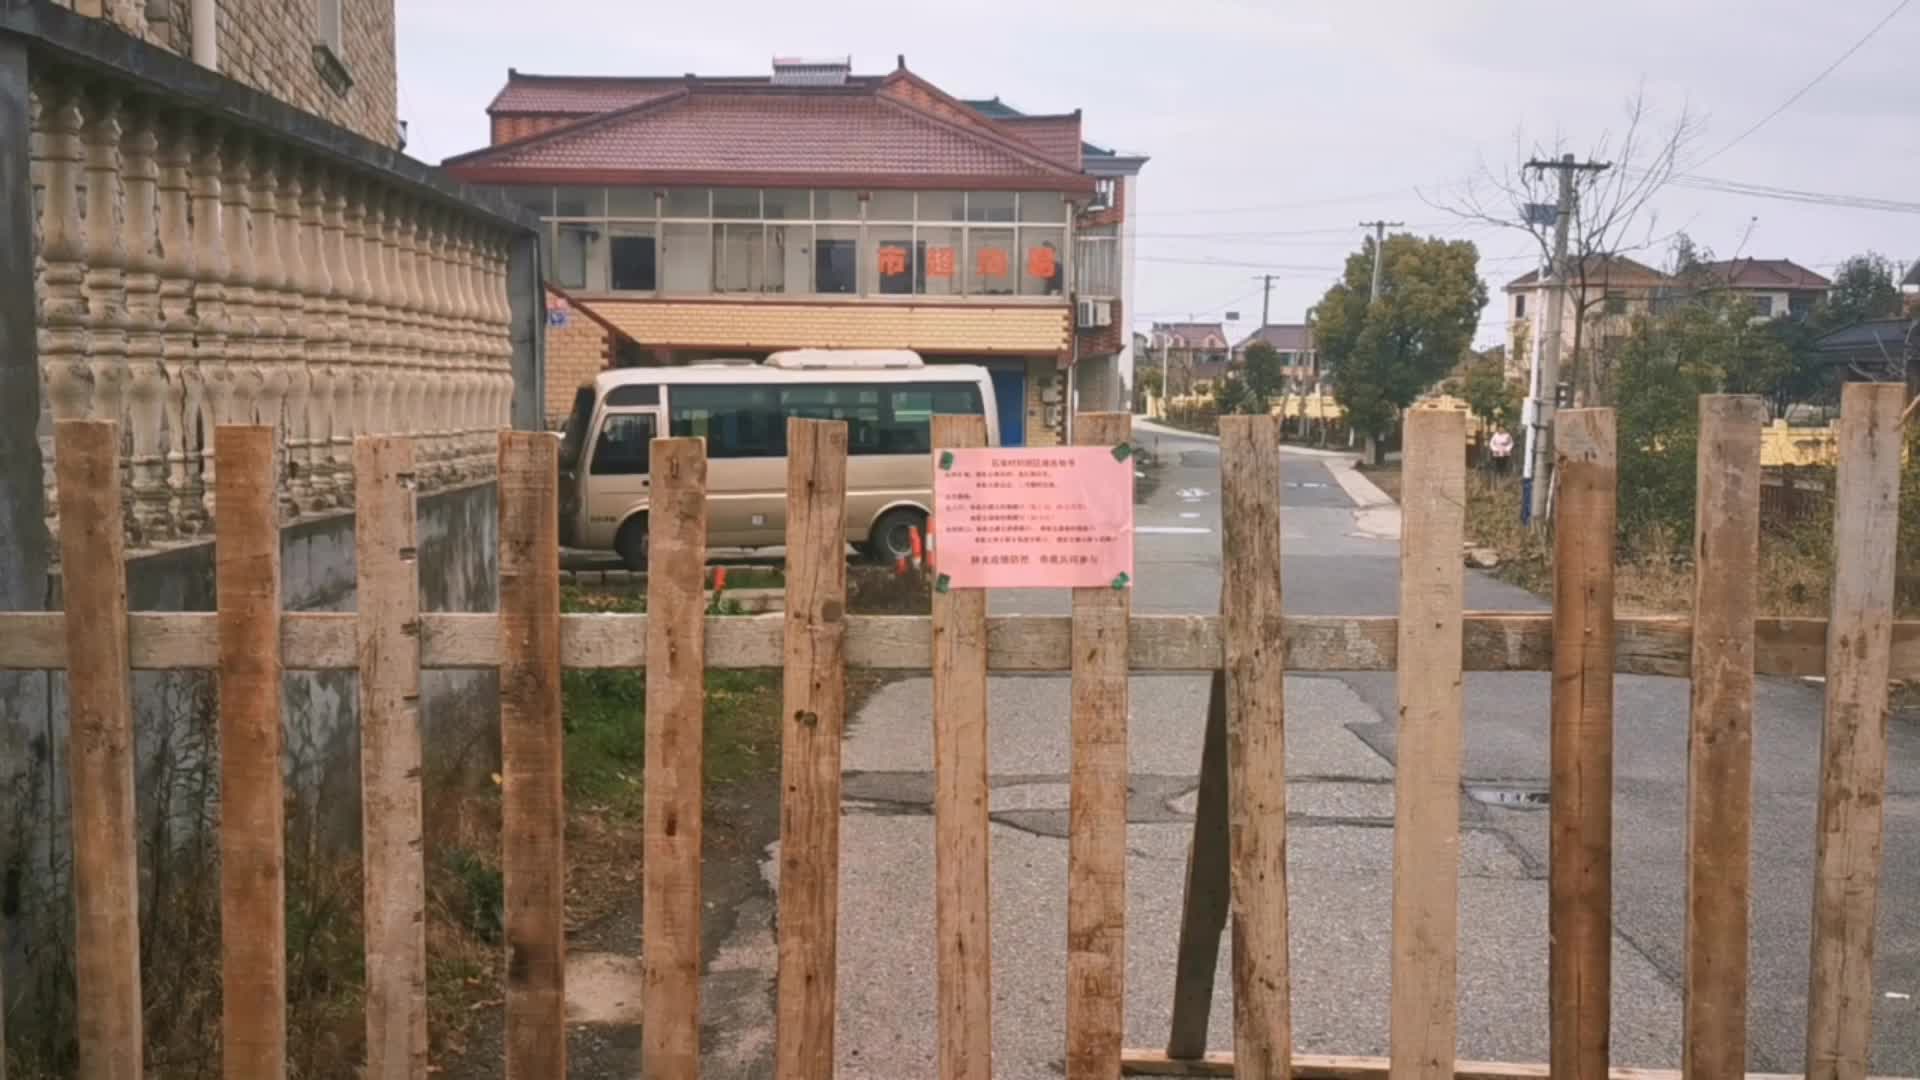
[1695,258,1832,320]
[1810,318,1916,397]
[1505,254,1667,364]
[1149,322,1230,394]
[1233,324,1320,391]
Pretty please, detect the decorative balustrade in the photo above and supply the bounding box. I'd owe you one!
[19,30,535,552]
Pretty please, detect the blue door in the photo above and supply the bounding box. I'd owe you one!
[989,367,1026,447]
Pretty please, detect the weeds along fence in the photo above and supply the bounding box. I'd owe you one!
[0,387,1913,1080]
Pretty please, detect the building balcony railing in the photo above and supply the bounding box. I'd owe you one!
[5,0,542,553]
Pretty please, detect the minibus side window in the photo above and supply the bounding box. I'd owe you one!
[591,413,655,475]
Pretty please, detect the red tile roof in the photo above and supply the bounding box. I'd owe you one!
[1505,254,1668,290]
[449,83,1092,191]
[1153,322,1228,349]
[1700,258,1831,290]
[1236,324,1311,352]
[486,72,881,115]
[995,116,1083,170]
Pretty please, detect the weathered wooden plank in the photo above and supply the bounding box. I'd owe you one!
[644,437,708,1080]
[214,426,287,1080]
[1068,413,1133,1080]
[1389,408,1466,1080]
[1165,670,1230,1060]
[53,420,144,1080]
[1684,395,1765,1080]
[1116,1048,1910,1080]
[1549,410,1615,1080]
[1219,414,1291,1080]
[1804,382,1904,1080]
[5,610,1920,678]
[355,435,429,1080]
[498,432,566,1080]
[775,419,849,1080]
[931,413,992,1080]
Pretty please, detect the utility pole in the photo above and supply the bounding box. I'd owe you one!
[1520,153,1610,525]
[1254,274,1275,327]
[1359,220,1403,300]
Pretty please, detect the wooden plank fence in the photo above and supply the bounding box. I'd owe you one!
[3,391,1911,1079]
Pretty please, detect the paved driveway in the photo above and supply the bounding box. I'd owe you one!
[721,419,1920,1078]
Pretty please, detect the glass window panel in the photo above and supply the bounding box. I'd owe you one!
[814,190,861,221]
[968,227,1015,295]
[554,187,603,218]
[916,226,961,296]
[1018,191,1067,222]
[868,224,914,296]
[763,189,809,220]
[1019,226,1066,296]
[669,385,784,458]
[609,225,656,291]
[664,188,710,218]
[781,385,883,454]
[814,224,859,294]
[713,223,766,293]
[713,188,761,219]
[868,191,914,221]
[554,222,594,289]
[918,190,966,221]
[509,185,553,218]
[590,413,655,475]
[607,187,655,218]
[661,222,713,293]
[765,224,809,294]
[883,383,983,455]
[967,192,1016,222]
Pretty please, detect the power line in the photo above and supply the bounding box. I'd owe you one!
[1130,186,1420,218]
[1693,0,1913,168]
[1667,173,1920,215]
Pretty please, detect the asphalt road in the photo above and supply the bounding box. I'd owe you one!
[709,418,1919,1078]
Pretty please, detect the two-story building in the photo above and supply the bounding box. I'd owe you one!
[1503,254,1668,373]
[1233,323,1319,391]
[1695,258,1832,320]
[1148,322,1230,395]
[444,57,1146,446]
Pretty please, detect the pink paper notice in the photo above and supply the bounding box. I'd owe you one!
[933,446,1135,589]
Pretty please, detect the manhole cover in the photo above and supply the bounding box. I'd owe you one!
[1466,786,1550,809]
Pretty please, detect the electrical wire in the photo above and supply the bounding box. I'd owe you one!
[1692,0,1913,169]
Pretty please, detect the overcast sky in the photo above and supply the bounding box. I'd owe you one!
[397,0,1920,348]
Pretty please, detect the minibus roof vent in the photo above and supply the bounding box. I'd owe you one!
[763,349,926,370]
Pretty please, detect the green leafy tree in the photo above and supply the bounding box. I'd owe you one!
[1459,353,1522,428]
[1314,234,1488,458]
[1215,373,1264,416]
[1615,291,1793,543]
[1241,341,1288,409]
[1816,253,1903,332]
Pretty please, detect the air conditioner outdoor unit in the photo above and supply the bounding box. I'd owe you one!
[1076,299,1113,328]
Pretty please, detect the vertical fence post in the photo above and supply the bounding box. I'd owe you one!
[1388,408,1466,1080]
[1068,412,1132,1079]
[498,431,566,1079]
[216,425,287,1079]
[776,418,850,1080]
[355,434,429,1080]
[1219,413,1291,1080]
[1549,409,1615,1080]
[1683,395,1765,1080]
[930,413,992,1080]
[1805,382,1904,1080]
[644,436,708,1080]
[53,419,144,1080]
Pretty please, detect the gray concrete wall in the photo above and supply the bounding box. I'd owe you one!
[0,481,502,981]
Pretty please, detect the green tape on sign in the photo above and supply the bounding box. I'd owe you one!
[939,451,955,470]
[935,573,952,593]
[1111,572,1131,590]
[1111,442,1134,462]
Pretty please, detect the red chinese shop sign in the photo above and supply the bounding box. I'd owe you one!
[933,446,1135,590]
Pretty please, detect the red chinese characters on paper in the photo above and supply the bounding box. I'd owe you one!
[975,246,1010,278]
[925,246,956,278]
[877,246,909,277]
[1025,245,1058,280]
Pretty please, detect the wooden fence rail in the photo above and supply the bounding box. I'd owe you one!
[4,390,1908,1079]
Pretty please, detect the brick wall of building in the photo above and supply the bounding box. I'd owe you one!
[545,314,611,427]
[58,0,399,148]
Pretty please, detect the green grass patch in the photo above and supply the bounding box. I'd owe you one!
[560,589,780,821]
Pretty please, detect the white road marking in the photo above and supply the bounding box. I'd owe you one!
[1176,487,1211,500]
[1137,525,1212,535]
[1178,512,1201,519]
